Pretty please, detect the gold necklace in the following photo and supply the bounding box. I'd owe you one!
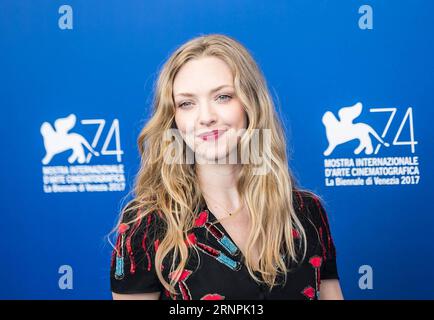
[202,191,245,217]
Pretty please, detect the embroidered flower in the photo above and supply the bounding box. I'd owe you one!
[201,293,225,300]
[302,286,315,300]
[309,256,322,269]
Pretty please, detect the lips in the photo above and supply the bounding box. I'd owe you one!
[198,129,226,141]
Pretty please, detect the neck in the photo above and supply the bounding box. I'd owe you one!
[196,163,243,210]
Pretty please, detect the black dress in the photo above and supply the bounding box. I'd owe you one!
[110,190,339,300]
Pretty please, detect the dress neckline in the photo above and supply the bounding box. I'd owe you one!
[199,204,271,279]
[200,203,247,263]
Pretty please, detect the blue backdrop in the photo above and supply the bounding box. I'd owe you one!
[1,0,433,299]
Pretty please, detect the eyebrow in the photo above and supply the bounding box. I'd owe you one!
[174,85,234,98]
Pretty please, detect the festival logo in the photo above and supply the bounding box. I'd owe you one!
[40,114,126,193]
[322,102,420,187]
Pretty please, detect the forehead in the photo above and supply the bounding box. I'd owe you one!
[173,56,233,95]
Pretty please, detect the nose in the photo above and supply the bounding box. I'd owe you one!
[198,100,217,127]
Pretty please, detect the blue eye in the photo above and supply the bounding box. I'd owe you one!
[178,101,193,108]
[217,95,232,102]
[177,95,232,108]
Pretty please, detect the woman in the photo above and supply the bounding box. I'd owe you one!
[109,34,344,300]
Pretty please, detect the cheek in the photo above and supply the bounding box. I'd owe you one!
[225,103,247,129]
[174,112,197,144]
[174,112,189,133]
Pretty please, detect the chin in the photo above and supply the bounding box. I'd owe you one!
[195,144,239,164]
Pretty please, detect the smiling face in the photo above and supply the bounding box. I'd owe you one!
[173,56,248,163]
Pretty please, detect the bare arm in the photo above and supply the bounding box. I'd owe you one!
[319,279,344,300]
[112,291,160,300]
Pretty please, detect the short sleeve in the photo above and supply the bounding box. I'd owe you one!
[313,197,339,280]
[110,204,164,294]
[301,192,340,280]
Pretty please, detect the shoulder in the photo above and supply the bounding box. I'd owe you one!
[117,200,166,239]
[292,188,338,261]
[292,189,331,228]
[110,201,166,293]
[292,189,325,213]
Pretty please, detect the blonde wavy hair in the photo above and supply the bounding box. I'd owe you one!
[110,33,311,296]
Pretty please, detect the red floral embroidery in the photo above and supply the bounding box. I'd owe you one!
[118,223,130,234]
[185,232,198,246]
[309,256,322,269]
[195,211,208,227]
[201,293,225,300]
[302,286,315,300]
[309,255,322,298]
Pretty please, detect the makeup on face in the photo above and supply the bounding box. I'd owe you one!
[197,129,227,141]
